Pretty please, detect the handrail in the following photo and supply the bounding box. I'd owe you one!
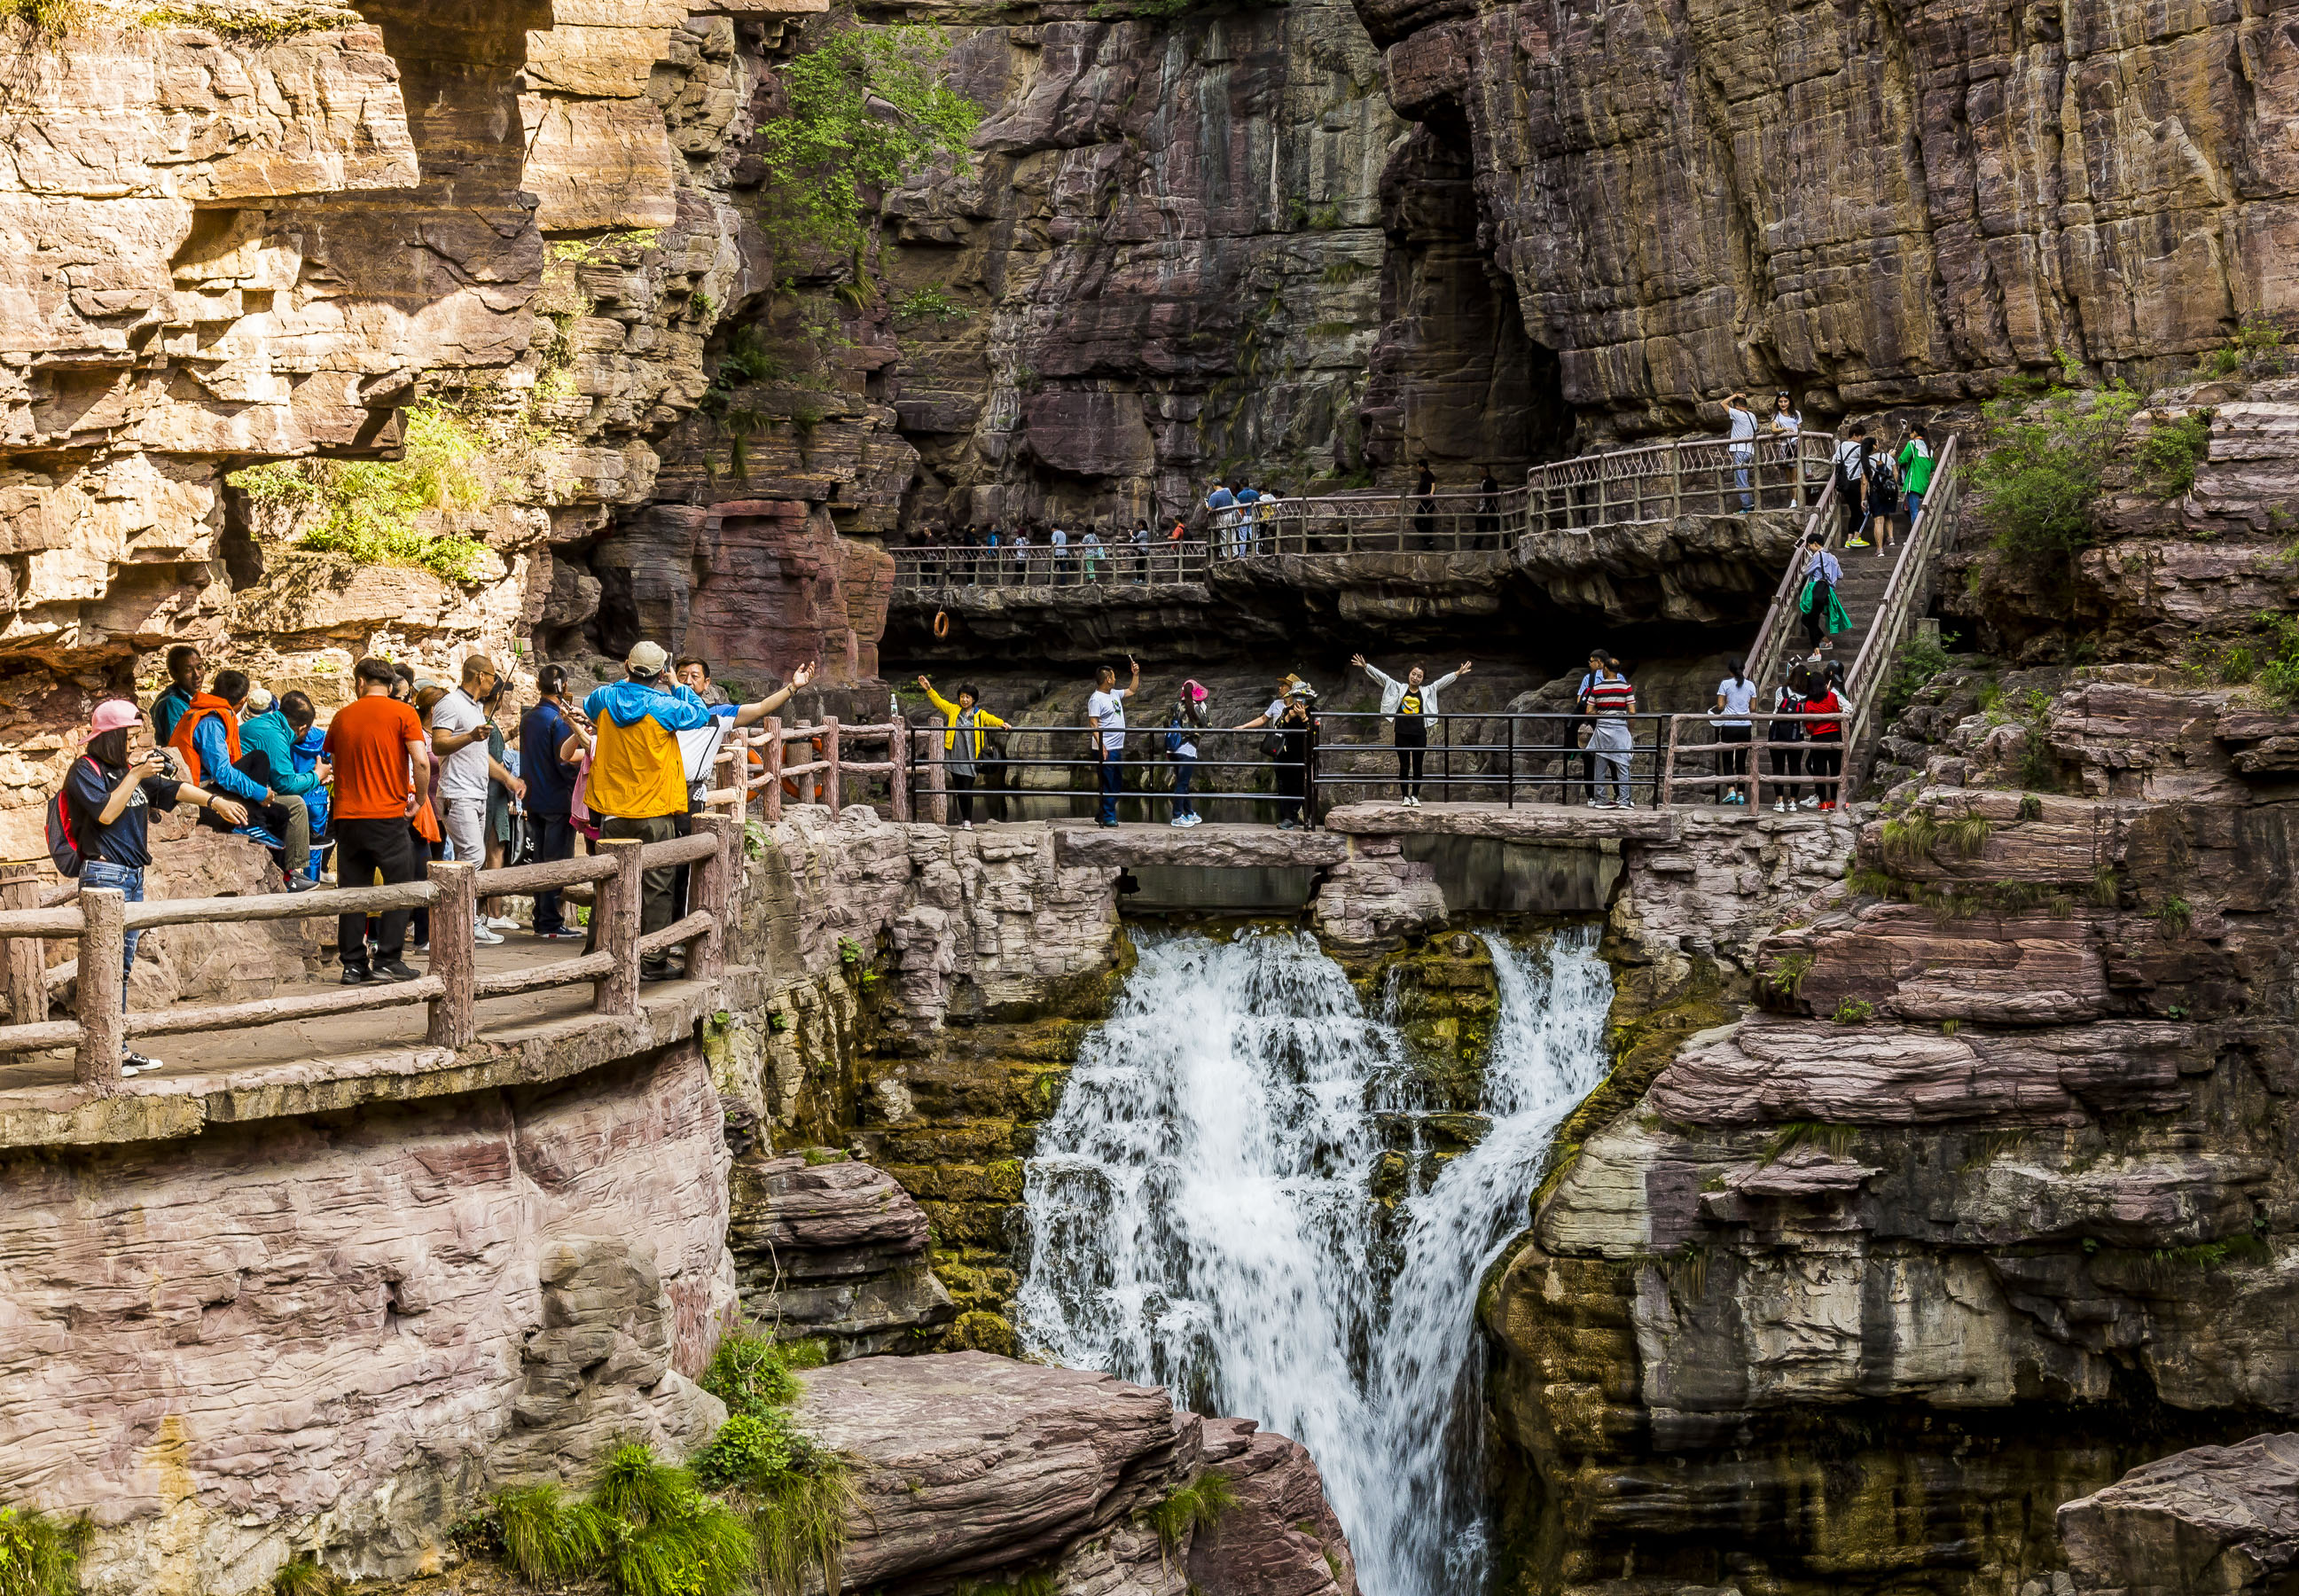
[888,431,1842,585]
[1839,434,1962,784]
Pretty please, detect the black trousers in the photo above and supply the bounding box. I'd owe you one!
[948,771,977,823]
[1770,738,1803,801]
[1716,724,1752,792]
[338,816,419,966]
[1806,733,1843,799]
[1802,580,1836,645]
[1395,724,1427,798]
[531,811,576,934]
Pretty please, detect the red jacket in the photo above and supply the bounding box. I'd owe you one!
[1806,689,1843,739]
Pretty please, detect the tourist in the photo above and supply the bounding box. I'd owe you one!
[1712,659,1756,804]
[1010,525,1031,583]
[1766,675,1807,811]
[403,682,450,951]
[279,692,332,876]
[1476,466,1501,545]
[1205,481,1235,555]
[1082,525,1105,583]
[1163,680,1210,827]
[1235,674,1317,830]
[1049,522,1070,585]
[1865,433,1904,556]
[919,676,1006,830]
[583,642,810,980]
[1770,392,1804,505]
[1412,460,1436,547]
[480,679,522,934]
[1896,424,1936,539]
[1802,671,1846,810]
[1799,531,1847,646]
[325,656,433,984]
[1130,517,1152,582]
[1086,655,1139,828]
[430,656,522,947]
[1833,423,1875,546]
[168,668,315,888]
[60,700,250,1076]
[152,645,202,744]
[236,685,330,887]
[1724,393,1759,512]
[676,655,734,709]
[520,664,583,940]
[1582,654,1637,810]
[1352,653,1471,807]
[1235,483,1261,556]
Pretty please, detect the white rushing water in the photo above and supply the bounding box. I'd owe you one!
[1016,926,1613,1595]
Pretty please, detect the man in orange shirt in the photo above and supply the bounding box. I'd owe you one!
[323,655,434,983]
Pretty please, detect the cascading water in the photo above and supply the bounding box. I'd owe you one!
[1017,926,1613,1595]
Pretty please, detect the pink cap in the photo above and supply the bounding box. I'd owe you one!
[82,700,142,743]
[1182,678,1208,702]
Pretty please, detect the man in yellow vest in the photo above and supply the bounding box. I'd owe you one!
[583,641,815,980]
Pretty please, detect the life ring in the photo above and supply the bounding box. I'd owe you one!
[933,609,950,638]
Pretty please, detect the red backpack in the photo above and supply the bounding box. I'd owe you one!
[47,757,88,878]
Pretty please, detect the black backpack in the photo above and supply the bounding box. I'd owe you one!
[1834,441,1869,497]
[47,758,88,878]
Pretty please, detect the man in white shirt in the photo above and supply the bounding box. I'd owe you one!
[1724,393,1759,512]
[432,654,525,944]
[1086,654,1140,828]
[1049,524,1070,586]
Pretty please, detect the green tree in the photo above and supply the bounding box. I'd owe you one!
[759,25,979,262]
[1968,371,2140,578]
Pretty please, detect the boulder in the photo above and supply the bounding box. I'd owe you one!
[725,1154,954,1356]
[2061,1435,2299,1596]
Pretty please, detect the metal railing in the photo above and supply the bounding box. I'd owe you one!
[903,724,1314,823]
[886,431,1843,593]
[892,541,1208,591]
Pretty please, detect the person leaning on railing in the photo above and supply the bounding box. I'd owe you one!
[1582,655,1638,810]
[582,641,815,982]
[919,676,1006,831]
[60,699,250,1077]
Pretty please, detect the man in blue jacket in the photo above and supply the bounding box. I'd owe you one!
[520,665,583,940]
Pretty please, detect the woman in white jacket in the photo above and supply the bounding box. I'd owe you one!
[1352,653,1471,805]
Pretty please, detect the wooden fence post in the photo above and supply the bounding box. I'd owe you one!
[594,839,642,1016]
[426,859,477,1049]
[1670,442,1684,519]
[690,814,734,982]
[1660,716,1682,809]
[75,887,123,1091]
[763,716,785,824]
[1,870,43,1025]
[823,716,842,813]
[922,728,948,825]
[889,718,911,823]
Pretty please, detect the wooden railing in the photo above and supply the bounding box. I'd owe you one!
[893,541,1208,591]
[1839,434,1963,781]
[0,820,739,1088]
[702,716,913,825]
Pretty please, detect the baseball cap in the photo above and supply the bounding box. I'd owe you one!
[626,641,669,678]
[83,700,141,743]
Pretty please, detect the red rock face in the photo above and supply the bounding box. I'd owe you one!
[684,499,891,688]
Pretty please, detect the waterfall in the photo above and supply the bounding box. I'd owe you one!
[1017,926,1613,1595]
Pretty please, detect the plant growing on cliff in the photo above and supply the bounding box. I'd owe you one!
[1879,627,1957,726]
[0,1505,91,1596]
[1969,375,2141,583]
[228,401,504,582]
[2137,410,2213,497]
[267,1554,340,1596]
[0,0,82,35]
[757,25,979,262]
[1144,1472,1237,1554]
[1829,998,1877,1025]
[1760,1121,1856,1165]
[496,1448,755,1596]
[701,1326,827,1414]
[894,284,970,325]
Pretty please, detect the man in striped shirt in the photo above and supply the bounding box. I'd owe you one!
[1580,654,1638,810]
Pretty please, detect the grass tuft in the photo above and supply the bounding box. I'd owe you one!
[1760,1121,1857,1165]
[1145,1472,1238,1554]
[269,1557,340,1596]
[0,1505,93,1596]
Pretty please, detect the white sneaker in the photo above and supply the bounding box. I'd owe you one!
[961,820,973,830]
[1773,799,1788,813]
[1621,800,1636,809]
[472,922,504,946]
[1585,799,1602,809]
[1171,816,1189,827]
[1185,813,1203,827]
[1800,795,1820,810]
[485,915,520,930]
[121,1051,167,1077]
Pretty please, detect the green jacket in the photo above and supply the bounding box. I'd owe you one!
[239,708,319,794]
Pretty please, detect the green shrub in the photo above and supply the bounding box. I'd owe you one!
[269,1555,340,1596]
[693,1411,806,1490]
[895,284,970,325]
[2137,411,2212,497]
[1145,1472,1237,1553]
[0,0,82,32]
[1880,628,1956,726]
[1830,997,1878,1025]
[0,1505,92,1596]
[140,3,336,41]
[700,1326,825,1418]
[1970,374,2141,577]
[750,1456,852,1596]
[498,1448,755,1596]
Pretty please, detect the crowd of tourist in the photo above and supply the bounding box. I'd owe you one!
[52,642,817,1077]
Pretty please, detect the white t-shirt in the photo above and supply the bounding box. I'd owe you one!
[1772,408,1802,436]
[1264,698,1286,722]
[1726,405,1757,445]
[433,688,491,802]
[1088,687,1128,751]
[1051,528,1068,547]
[1715,677,1757,727]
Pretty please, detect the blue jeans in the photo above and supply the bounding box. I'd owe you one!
[1171,757,1195,818]
[1732,445,1755,511]
[1904,490,1924,526]
[80,858,144,1005]
[1097,752,1123,825]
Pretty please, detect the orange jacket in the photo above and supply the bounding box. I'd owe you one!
[167,692,240,785]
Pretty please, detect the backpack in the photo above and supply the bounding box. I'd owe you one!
[48,758,88,878]
[1834,442,1869,497]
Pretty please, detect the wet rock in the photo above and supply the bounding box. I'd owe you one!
[2061,1434,2299,1596]
[1189,1417,1360,1596]
[725,1153,954,1357]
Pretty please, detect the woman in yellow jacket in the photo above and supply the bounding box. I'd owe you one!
[919,676,1007,829]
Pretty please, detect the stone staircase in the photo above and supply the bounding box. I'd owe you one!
[1817,542,1896,668]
